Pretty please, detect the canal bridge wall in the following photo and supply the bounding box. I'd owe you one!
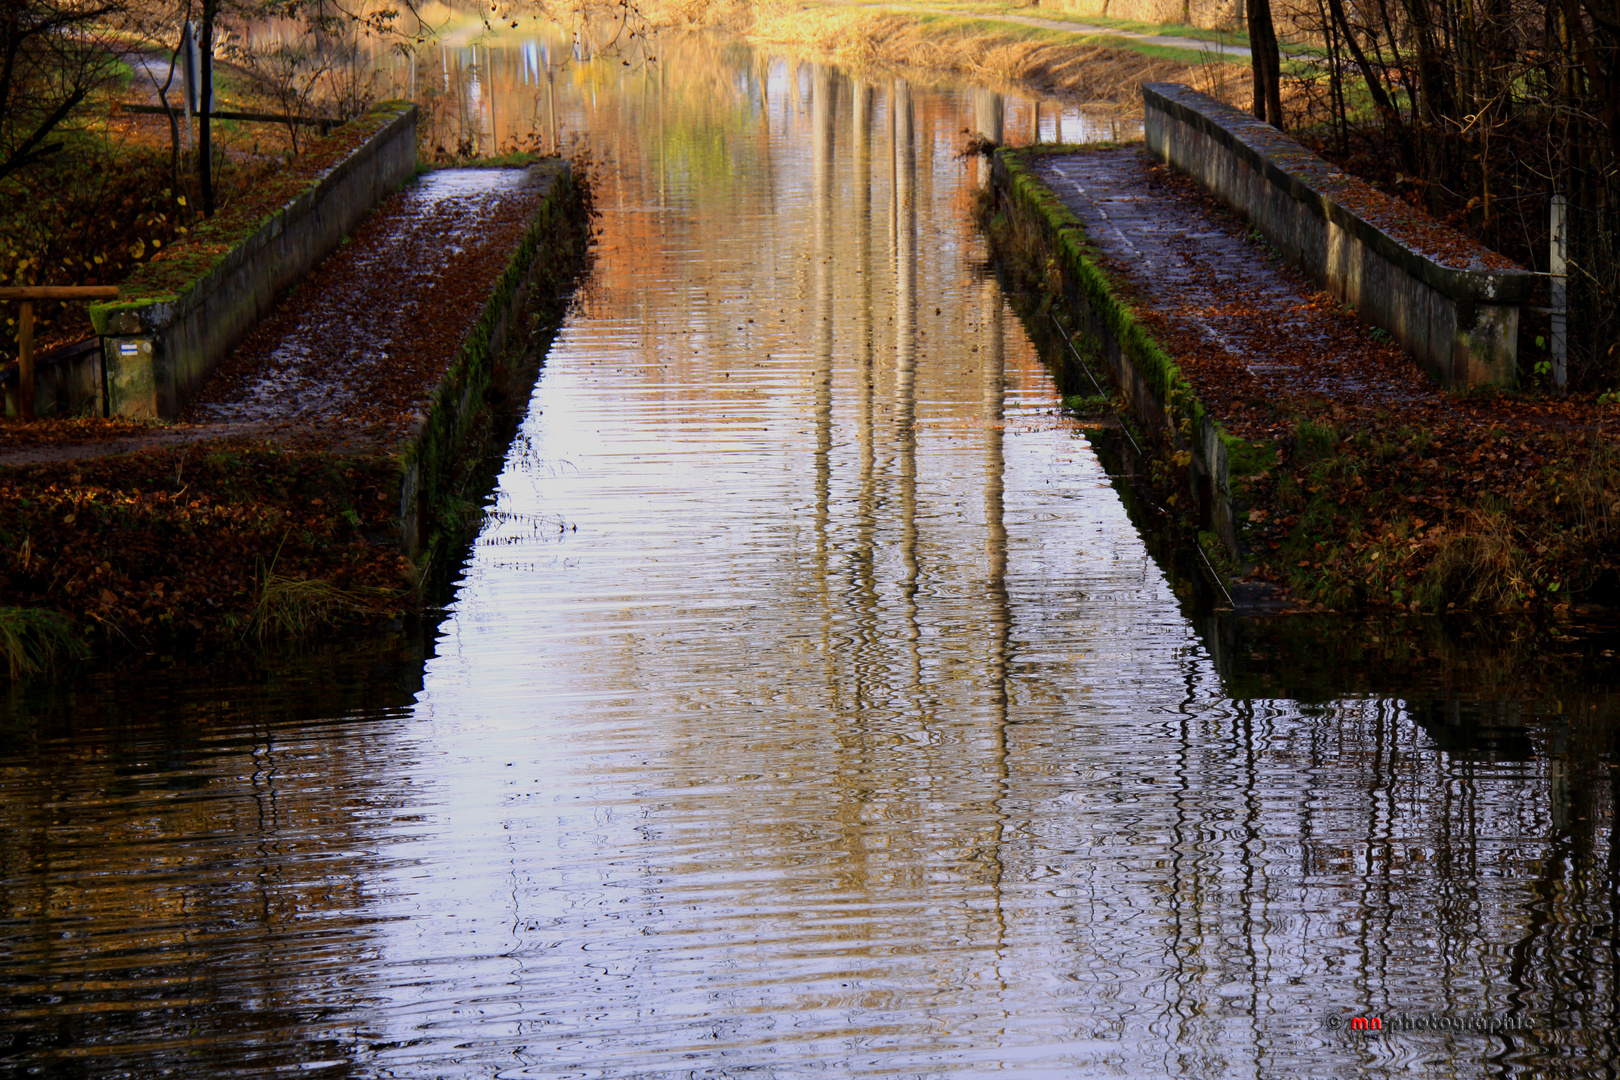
[1142,82,1536,389]
[396,161,587,565]
[88,103,419,419]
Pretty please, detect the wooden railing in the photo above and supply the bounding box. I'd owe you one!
[0,286,120,420]
[117,103,336,135]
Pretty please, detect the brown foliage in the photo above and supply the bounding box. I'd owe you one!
[0,444,414,650]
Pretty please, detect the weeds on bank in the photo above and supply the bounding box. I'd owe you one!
[1255,419,1620,613]
[0,607,86,678]
[247,573,393,641]
[0,445,415,662]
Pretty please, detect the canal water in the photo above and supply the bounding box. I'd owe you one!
[4,32,1620,1080]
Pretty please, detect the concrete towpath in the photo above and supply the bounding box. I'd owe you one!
[1033,146,1442,444]
[187,166,558,444]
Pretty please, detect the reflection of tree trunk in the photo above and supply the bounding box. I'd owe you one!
[547,49,558,156]
[854,78,877,628]
[892,77,920,677]
[482,47,493,154]
[657,58,665,205]
[1234,698,1271,1070]
[813,65,837,641]
[981,278,1008,710]
[981,275,1011,971]
[974,89,1003,188]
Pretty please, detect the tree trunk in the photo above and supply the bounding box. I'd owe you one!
[199,0,216,217]
[1247,0,1284,126]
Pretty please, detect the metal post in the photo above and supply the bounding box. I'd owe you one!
[1550,194,1568,392]
[17,301,34,420]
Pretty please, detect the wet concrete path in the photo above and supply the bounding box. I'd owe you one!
[0,165,560,468]
[1035,148,1440,443]
[186,164,562,448]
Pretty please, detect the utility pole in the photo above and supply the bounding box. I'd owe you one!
[199,0,217,216]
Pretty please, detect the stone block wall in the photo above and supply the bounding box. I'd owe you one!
[92,104,418,418]
[1143,82,1537,388]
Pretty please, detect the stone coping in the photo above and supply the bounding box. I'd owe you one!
[1142,83,1538,306]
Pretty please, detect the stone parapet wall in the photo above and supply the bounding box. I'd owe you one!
[90,104,418,418]
[1143,82,1536,388]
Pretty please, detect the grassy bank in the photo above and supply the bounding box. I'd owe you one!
[0,446,414,668]
[982,147,1620,616]
[640,0,1249,105]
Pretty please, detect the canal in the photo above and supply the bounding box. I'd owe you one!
[3,30,1618,1079]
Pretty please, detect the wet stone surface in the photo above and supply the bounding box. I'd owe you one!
[1036,148,1438,442]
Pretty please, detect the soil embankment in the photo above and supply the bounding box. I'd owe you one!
[0,162,592,672]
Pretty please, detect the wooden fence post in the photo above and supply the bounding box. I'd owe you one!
[16,301,34,421]
[2,286,121,420]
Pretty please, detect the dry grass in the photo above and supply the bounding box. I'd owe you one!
[639,0,758,28]
[1340,432,1620,613]
[0,608,87,680]
[645,1,1249,107]
[249,574,393,641]
[1416,508,1537,611]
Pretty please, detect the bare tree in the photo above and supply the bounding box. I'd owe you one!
[0,0,127,182]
